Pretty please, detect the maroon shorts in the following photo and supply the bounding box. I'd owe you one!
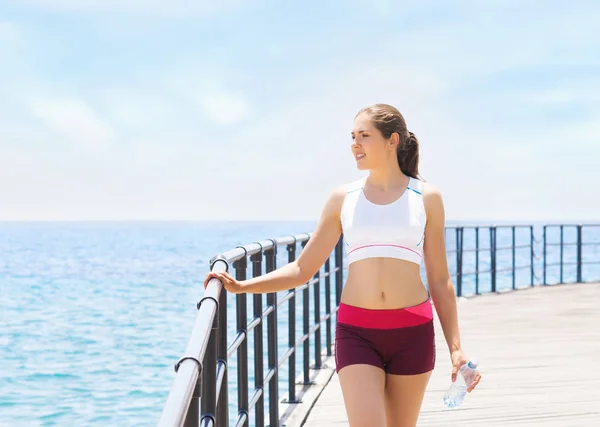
[334,299,436,375]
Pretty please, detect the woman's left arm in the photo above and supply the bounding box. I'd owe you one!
[422,183,481,391]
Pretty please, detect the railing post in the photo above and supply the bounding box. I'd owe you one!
[455,228,462,297]
[512,226,516,290]
[200,317,218,427]
[491,227,497,292]
[286,240,299,403]
[560,225,564,284]
[530,226,534,286]
[313,268,322,369]
[251,247,265,427]
[265,241,279,427]
[216,263,229,427]
[577,225,583,283]
[324,256,332,357]
[475,227,479,294]
[543,226,547,285]
[233,254,249,427]
[459,227,465,296]
[454,228,459,296]
[301,240,311,385]
[335,236,343,306]
[183,381,201,427]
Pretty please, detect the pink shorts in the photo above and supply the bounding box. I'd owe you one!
[334,299,436,375]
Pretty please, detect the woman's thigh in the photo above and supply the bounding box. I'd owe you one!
[338,364,387,427]
[384,371,432,427]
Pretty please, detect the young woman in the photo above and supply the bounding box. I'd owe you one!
[204,103,481,426]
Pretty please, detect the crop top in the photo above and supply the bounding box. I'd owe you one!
[340,176,427,266]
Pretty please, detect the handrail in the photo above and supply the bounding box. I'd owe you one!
[157,232,342,427]
[158,224,600,427]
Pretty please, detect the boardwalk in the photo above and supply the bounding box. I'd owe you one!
[298,283,600,427]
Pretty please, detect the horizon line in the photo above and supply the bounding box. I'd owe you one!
[0,219,598,225]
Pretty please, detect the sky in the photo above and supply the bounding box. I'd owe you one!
[0,0,599,222]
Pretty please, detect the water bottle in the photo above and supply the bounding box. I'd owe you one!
[443,360,479,408]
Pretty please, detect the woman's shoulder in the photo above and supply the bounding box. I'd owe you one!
[343,177,366,193]
[419,180,445,217]
[327,177,363,195]
[323,177,365,212]
[420,180,443,199]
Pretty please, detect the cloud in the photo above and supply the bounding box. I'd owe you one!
[0,21,24,60]
[195,62,459,218]
[0,21,20,42]
[11,0,252,18]
[508,81,600,108]
[30,98,115,151]
[214,57,600,222]
[160,70,252,126]
[194,90,250,125]
[95,87,179,129]
[387,1,600,78]
[1,0,599,221]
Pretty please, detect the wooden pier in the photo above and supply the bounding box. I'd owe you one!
[293,283,600,427]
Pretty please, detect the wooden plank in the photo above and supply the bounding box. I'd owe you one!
[299,283,600,427]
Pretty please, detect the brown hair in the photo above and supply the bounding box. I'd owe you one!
[356,103,420,179]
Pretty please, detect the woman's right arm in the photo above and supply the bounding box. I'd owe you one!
[206,186,346,294]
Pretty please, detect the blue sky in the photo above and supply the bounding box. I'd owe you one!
[1,1,599,222]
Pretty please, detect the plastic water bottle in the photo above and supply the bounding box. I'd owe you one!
[443,360,479,408]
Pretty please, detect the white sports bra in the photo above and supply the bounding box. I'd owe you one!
[340,176,427,266]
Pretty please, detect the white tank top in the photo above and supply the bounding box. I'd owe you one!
[340,176,427,266]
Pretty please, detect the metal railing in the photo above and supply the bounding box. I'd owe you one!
[446,225,536,296]
[543,224,600,285]
[158,223,600,427]
[158,234,344,427]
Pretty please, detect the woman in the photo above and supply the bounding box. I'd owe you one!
[204,103,481,426]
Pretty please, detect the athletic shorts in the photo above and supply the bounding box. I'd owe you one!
[334,298,436,375]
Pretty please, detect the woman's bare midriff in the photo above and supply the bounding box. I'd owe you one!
[340,257,429,310]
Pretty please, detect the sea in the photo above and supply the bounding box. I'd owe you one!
[1,221,598,426]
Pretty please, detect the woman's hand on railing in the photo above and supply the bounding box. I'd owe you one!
[204,271,245,294]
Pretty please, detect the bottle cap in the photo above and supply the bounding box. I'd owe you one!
[467,360,479,369]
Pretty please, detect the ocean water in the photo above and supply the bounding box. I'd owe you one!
[1,221,598,427]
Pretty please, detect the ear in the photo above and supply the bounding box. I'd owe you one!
[388,132,400,150]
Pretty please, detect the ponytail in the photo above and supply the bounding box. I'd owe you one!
[397,131,420,179]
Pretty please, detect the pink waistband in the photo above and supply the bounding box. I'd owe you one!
[337,299,433,329]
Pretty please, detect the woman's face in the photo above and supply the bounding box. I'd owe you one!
[351,112,395,171]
